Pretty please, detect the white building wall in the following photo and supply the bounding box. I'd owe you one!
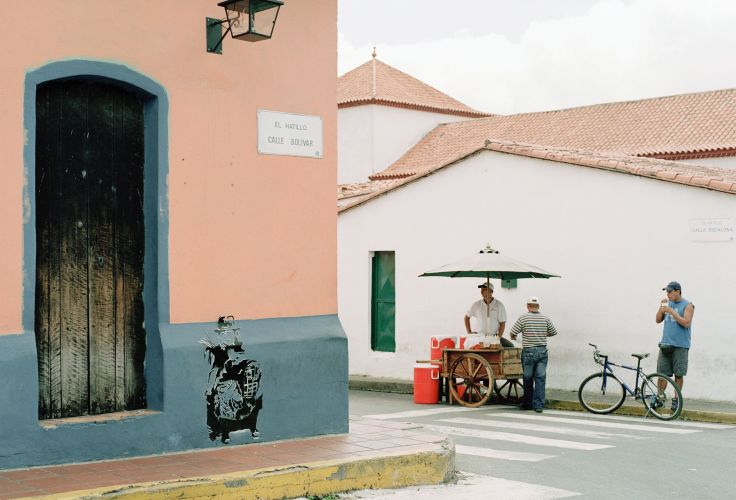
[338,151,736,401]
[338,104,470,184]
[337,106,375,184]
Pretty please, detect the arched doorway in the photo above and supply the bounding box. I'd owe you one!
[35,79,146,419]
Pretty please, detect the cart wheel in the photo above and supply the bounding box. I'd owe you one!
[448,353,494,408]
[494,378,524,404]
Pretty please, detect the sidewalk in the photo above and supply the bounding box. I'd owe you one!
[4,383,731,500]
[0,417,454,499]
[349,375,736,424]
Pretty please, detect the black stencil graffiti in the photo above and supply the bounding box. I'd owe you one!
[201,316,262,444]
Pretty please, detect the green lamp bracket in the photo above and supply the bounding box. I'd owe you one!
[206,17,230,54]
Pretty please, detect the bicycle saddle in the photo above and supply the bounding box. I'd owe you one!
[631,353,649,359]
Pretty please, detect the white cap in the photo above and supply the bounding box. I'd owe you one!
[527,296,540,305]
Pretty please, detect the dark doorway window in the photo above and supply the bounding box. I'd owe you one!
[371,251,395,352]
[35,79,146,419]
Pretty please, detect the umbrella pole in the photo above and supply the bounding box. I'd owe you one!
[485,274,491,336]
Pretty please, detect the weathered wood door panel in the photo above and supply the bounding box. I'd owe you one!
[35,79,146,419]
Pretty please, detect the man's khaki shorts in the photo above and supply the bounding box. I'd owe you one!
[656,345,689,377]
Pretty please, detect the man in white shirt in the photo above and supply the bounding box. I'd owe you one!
[464,282,513,347]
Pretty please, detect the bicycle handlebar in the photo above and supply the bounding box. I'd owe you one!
[588,343,603,364]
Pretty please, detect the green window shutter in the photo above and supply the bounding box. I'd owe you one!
[371,251,396,352]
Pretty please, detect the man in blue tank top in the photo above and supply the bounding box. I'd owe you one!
[655,281,694,410]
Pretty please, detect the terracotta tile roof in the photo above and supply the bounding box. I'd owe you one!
[338,140,736,213]
[370,89,736,180]
[338,58,491,118]
[337,179,404,209]
[485,140,736,191]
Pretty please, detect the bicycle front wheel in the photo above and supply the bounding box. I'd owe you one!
[578,372,626,414]
[640,373,683,420]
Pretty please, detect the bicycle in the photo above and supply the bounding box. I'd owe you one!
[578,343,683,420]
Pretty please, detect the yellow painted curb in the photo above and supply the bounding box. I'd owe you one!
[546,399,736,424]
[30,441,454,500]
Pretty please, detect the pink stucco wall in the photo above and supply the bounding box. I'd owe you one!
[0,1,337,332]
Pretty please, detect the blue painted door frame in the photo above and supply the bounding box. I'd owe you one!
[23,60,170,410]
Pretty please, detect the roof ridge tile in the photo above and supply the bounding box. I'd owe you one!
[338,58,490,117]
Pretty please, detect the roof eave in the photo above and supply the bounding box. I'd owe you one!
[337,98,492,118]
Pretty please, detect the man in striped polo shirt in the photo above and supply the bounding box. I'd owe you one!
[510,297,558,413]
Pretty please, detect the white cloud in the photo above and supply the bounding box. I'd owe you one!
[339,0,736,114]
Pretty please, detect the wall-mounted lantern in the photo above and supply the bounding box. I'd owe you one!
[207,0,284,54]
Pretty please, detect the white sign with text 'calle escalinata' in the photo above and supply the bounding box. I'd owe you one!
[690,218,734,242]
[257,110,323,159]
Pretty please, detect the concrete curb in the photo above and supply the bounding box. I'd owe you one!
[350,376,736,425]
[544,398,736,424]
[349,376,413,394]
[37,440,455,500]
[677,409,736,425]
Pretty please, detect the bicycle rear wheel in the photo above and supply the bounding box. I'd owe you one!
[578,372,626,414]
[640,373,683,420]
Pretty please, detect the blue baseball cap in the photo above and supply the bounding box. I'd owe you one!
[662,281,681,291]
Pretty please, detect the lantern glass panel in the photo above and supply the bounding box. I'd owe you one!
[220,0,281,39]
[224,1,253,38]
[251,0,280,37]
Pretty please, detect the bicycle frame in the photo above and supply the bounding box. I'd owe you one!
[596,356,646,398]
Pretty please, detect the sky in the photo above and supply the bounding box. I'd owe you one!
[338,0,736,114]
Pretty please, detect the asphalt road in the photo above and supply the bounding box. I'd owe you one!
[343,390,736,499]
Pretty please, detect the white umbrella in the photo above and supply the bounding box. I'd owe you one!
[419,244,561,281]
[420,244,561,338]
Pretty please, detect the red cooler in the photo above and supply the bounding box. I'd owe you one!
[430,336,456,361]
[413,363,439,404]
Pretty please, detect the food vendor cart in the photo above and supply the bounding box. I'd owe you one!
[419,244,561,407]
[439,346,523,407]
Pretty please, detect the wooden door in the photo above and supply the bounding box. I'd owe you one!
[35,79,146,419]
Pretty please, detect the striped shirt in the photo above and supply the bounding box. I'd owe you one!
[510,312,557,348]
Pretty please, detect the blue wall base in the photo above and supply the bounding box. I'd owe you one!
[0,314,348,469]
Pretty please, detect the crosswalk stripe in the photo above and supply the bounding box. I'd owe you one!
[363,407,484,420]
[337,472,579,499]
[538,409,734,429]
[453,473,580,499]
[455,444,555,462]
[440,416,647,440]
[424,424,614,450]
[488,413,700,434]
